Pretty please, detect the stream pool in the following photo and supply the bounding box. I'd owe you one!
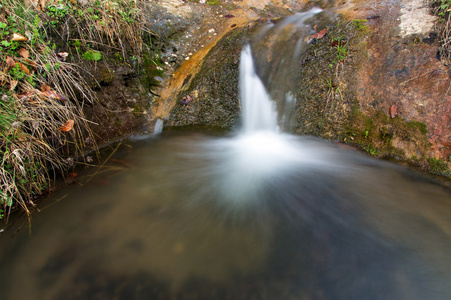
[0,130,451,300]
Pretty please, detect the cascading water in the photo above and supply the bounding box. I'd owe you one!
[239,44,278,133]
[1,9,451,300]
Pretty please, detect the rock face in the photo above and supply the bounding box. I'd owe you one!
[154,0,449,175]
[77,0,448,174]
[164,28,247,129]
[353,0,450,162]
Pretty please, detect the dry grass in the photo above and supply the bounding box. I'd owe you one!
[0,0,153,220]
[433,0,451,64]
[0,0,107,220]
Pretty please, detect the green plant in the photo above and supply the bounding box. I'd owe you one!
[336,41,349,62]
[9,63,26,80]
[0,0,98,220]
[207,0,221,5]
[0,98,16,131]
[433,0,451,62]
[428,157,450,175]
[83,49,102,61]
[366,145,379,156]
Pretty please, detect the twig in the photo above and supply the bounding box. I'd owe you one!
[85,141,122,183]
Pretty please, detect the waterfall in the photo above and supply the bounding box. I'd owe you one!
[241,8,322,132]
[239,44,279,133]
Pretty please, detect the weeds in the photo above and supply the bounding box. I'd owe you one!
[0,0,107,220]
[433,0,451,63]
[428,157,451,176]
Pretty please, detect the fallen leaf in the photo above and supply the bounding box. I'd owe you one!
[17,91,34,100]
[40,0,46,11]
[54,93,69,102]
[6,56,15,67]
[389,104,398,118]
[10,80,18,91]
[41,83,51,92]
[56,52,68,61]
[17,48,29,59]
[311,28,328,39]
[11,33,28,42]
[59,119,74,132]
[331,40,347,47]
[18,62,30,75]
[26,59,37,71]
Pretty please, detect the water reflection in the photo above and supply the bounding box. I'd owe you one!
[0,132,450,300]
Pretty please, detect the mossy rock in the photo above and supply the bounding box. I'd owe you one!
[166,26,250,129]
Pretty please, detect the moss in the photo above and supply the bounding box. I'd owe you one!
[344,106,431,162]
[351,19,371,36]
[428,158,451,176]
[207,0,221,5]
[139,50,165,90]
[114,52,124,62]
[100,67,115,85]
[408,121,428,134]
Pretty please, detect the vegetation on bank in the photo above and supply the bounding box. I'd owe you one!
[0,0,152,220]
[433,0,451,63]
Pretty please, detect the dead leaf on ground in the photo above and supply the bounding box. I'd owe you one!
[9,80,18,91]
[17,48,29,59]
[311,28,328,39]
[26,59,37,71]
[389,104,398,118]
[41,83,51,92]
[11,33,28,42]
[55,93,69,102]
[18,62,30,75]
[18,91,34,100]
[59,119,74,132]
[56,52,68,61]
[42,89,69,102]
[18,91,40,104]
[40,0,46,11]
[6,56,15,67]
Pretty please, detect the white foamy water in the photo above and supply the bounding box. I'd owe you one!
[239,44,279,133]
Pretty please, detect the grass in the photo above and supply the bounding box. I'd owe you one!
[433,0,451,62]
[0,0,152,220]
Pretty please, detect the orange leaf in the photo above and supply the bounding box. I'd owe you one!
[41,90,51,98]
[26,59,37,71]
[6,56,15,67]
[18,91,34,100]
[18,48,30,59]
[59,119,74,132]
[18,62,30,75]
[41,83,51,92]
[11,33,28,42]
[55,93,69,102]
[389,104,398,118]
[311,28,328,39]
